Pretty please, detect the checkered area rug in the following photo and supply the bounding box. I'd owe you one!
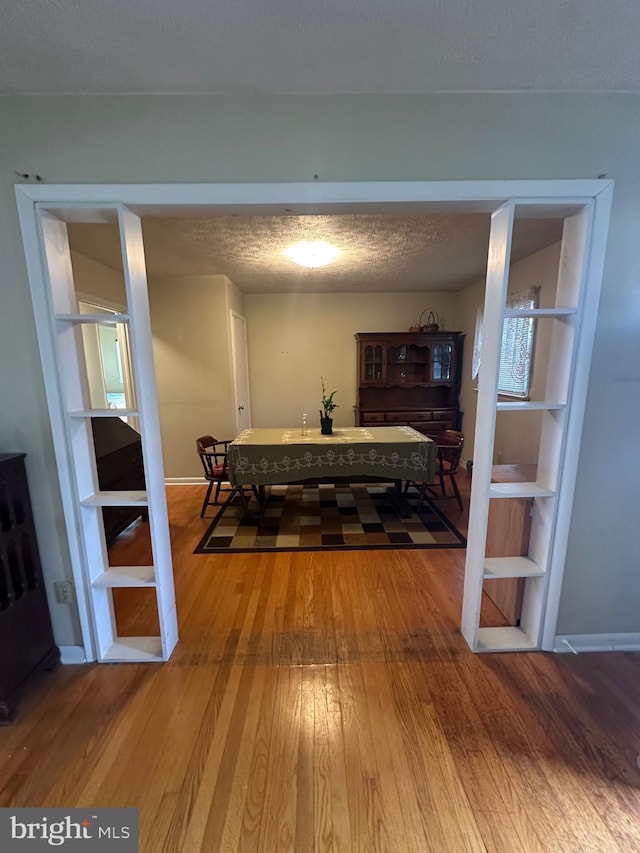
[194,483,466,554]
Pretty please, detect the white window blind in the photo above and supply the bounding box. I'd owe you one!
[472,287,540,398]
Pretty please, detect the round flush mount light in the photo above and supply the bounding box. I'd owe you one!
[284,240,341,269]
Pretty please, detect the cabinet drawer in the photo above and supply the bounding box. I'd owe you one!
[360,411,385,423]
[432,409,455,421]
[386,411,420,422]
[411,420,453,434]
[406,411,433,422]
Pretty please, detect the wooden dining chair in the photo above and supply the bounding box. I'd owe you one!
[404,429,465,511]
[195,435,233,517]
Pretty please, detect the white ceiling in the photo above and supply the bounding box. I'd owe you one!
[2,0,639,95]
[26,0,587,290]
[68,214,563,293]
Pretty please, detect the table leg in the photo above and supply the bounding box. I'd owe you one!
[386,480,414,518]
[236,484,267,520]
[237,485,251,515]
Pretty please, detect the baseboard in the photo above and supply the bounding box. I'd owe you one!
[58,645,88,664]
[553,633,640,653]
[165,477,207,486]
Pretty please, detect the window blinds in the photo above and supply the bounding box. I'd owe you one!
[472,287,540,397]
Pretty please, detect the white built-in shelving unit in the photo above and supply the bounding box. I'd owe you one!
[461,202,594,652]
[34,205,177,663]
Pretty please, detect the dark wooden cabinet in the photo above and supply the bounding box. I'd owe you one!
[91,418,147,545]
[355,331,464,435]
[0,454,58,724]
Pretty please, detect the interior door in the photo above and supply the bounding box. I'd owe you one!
[230,310,252,433]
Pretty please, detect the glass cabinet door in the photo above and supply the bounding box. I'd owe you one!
[442,343,453,380]
[432,344,443,380]
[432,341,454,381]
[363,344,384,382]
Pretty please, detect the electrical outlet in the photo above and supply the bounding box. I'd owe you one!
[54,580,75,604]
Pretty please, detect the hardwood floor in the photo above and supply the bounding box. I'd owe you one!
[1,481,639,852]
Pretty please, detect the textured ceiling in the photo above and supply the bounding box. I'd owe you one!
[1,0,640,94]
[68,214,563,293]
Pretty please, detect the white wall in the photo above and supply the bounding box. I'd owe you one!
[559,189,640,634]
[1,93,638,645]
[245,291,458,429]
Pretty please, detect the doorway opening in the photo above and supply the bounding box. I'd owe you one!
[15,180,612,661]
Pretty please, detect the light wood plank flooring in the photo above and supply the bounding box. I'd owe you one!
[1,481,639,852]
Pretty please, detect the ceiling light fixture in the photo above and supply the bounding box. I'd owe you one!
[284,240,341,269]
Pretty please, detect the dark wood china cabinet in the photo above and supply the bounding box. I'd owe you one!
[355,331,464,435]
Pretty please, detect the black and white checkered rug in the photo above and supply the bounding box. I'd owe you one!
[195,483,466,554]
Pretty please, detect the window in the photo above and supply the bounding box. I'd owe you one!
[473,287,539,398]
[78,299,138,427]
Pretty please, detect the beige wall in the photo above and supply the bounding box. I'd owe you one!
[70,250,127,308]
[71,241,559,475]
[245,291,458,429]
[67,256,243,478]
[70,252,459,470]
[2,93,639,644]
[456,242,562,466]
[494,243,561,465]
[455,277,484,465]
[225,277,244,318]
[148,273,238,478]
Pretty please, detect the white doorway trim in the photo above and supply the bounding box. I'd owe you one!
[230,309,252,434]
[15,179,613,661]
[14,179,610,208]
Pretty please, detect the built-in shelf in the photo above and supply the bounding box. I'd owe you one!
[81,490,148,506]
[483,556,545,579]
[55,312,130,324]
[489,482,555,499]
[461,201,605,656]
[101,637,163,662]
[503,308,577,318]
[69,409,140,418]
[93,566,156,587]
[476,626,538,652]
[37,206,177,665]
[496,401,566,411]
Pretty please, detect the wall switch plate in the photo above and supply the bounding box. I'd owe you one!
[54,580,75,604]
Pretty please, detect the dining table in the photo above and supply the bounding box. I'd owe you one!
[226,425,437,515]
